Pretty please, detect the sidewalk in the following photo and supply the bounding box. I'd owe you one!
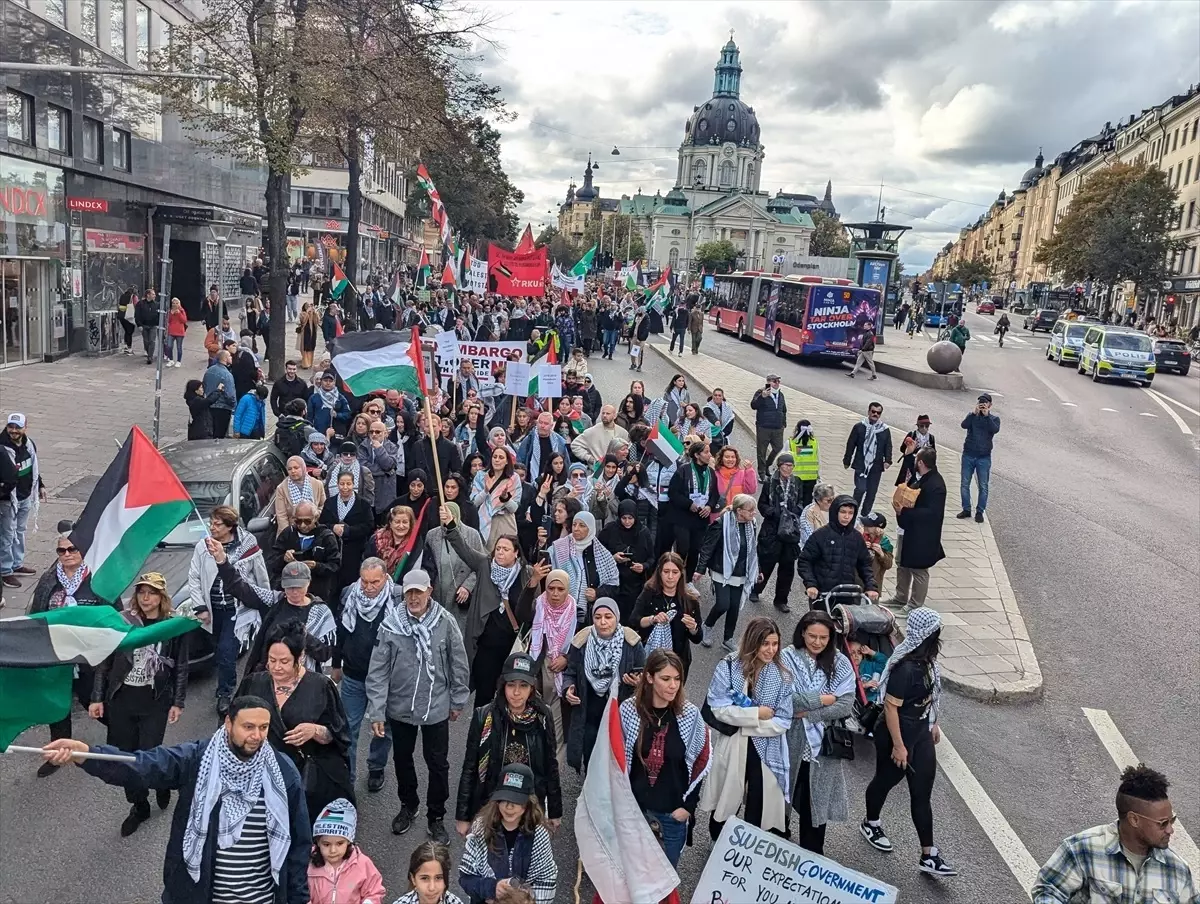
[871,327,966,390]
[649,340,1043,702]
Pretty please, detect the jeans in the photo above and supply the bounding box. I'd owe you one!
[340,675,391,782]
[756,428,784,476]
[287,294,299,320]
[168,335,184,362]
[141,326,155,361]
[602,329,618,357]
[960,453,992,513]
[0,494,33,574]
[210,604,239,699]
[669,329,687,353]
[390,718,450,819]
[644,809,687,866]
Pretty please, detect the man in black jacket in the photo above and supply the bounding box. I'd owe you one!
[891,447,946,611]
[750,374,787,474]
[843,401,892,518]
[228,336,259,401]
[270,360,311,416]
[271,501,341,605]
[403,414,462,495]
[133,289,159,364]
[797,494,877,602]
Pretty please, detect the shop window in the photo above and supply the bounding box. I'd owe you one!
[47,105,70,154]
[110,0,126,59]
[83,117,103,162]
[6,91,33,145]
[112,127,131,171]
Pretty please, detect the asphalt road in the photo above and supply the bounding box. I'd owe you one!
[1,325,1195,904]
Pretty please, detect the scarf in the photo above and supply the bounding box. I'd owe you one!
[644,592,682,654]
[372,523,420,580]
[6,437,40,532]
[327,458,362,495]
[707,656,792,801]
[529,591,577,695]
[490,560,521,612]
[706,400,734,434]
[380,601,445,721]
[569,474,594,509]
[913,429,933,450]
[783,646,856,761]
[858,418,888,474]
[619,699,711,799]
[719,510,759,602]
[582,626,625,696]
[877,606,943,725]
[53,562,87,608]
[336,493,356,521]
[182,727,291,884]
[550,527,619,614]
[340,576,394,633]
[473,470,517,543]
[286,476,313,505]
[315,386,340,410]
[527,432,554,479]
[299,601,338,670]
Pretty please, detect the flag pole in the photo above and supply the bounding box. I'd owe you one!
[423,393,446,508]
[6,745,137,763]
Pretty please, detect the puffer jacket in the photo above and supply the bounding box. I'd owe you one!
[307,847,386,904]
[796,494,877,594]
[562,626,644,771]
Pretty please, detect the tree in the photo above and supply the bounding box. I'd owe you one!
[535,224,559,246]
[1036,162,1184,300]
[580,213,646,266]
[948,257,995,289]
[156,0,318,379]
[694,239,740,273]
[809,210,850,258]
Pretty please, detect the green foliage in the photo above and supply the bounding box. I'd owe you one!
[694,239,740,272]
[948,257,995,289]
[579,214,646,264]
[809,210,850,258]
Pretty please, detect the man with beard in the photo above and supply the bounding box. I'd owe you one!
[843,401,892,518]
[41,697,312,904]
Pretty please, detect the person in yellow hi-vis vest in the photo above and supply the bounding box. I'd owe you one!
[788,419,821,506]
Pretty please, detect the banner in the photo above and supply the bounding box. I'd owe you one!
[488,244,547,297]
[465,258,488,294]
[551,262,585,293]
[436,338,524,385]
[691,818,898,904]
[533,362,561,399]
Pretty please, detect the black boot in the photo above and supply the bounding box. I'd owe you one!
[156,789,171,810]
[121,802,151,837]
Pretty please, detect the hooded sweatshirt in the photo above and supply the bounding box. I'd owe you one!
[795,494,877,594]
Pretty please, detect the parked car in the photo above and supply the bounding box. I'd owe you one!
[1046,320,1089,366]
[1077,326,1156,386]
[1024,308,1060,333]
[123,440,287,672]
[975,300,995,314]
[1152,338,1191,375]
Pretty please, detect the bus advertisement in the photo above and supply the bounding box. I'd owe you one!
[705,271,882,359]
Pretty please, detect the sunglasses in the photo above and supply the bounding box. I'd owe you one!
[1132,812,1178,829]
[56,545,78,555]
[294,518,315,525]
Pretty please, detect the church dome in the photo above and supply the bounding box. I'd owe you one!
[683,37,761,148]
[1018,150,1046,189]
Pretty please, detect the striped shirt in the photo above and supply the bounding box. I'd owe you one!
[210,797,276,904]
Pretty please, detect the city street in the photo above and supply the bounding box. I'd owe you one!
[0,324,1196,903]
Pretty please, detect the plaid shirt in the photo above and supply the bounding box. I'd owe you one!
[1032,823,1198,904]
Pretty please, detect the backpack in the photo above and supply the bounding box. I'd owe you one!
[273,415,310,457]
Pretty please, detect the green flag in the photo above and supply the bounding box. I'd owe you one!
[571,245,597,278]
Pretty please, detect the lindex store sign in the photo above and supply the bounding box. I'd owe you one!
[0,184,47,217]
[67,196,109,213]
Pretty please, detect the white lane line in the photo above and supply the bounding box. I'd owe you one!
[1100,407,1118,412]
[1147,387,1200,418]
[1140,388,1193,435]
[1082,708,1200,874]
[1008,336,1029,346]
[1024,397,1041,402]
[1062,402,1078,407]
[1026,365,1075,404]
[1139,412,1159,418]
[938,731,1039,898]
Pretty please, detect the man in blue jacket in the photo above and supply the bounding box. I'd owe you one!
[958,393,1001,523]
[202,350,237,439]
[42,696,311,904]
[308,371,351,438]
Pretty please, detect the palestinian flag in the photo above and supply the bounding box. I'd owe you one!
[329,262,350,300]
[526,341,558,397]
[624,269,638,292]
[390,271,403,305]
[416,247,431,288]
[516,224,535,254]
[331,329,427,398]
[0,606,200,750]
[71,427,193,603]
[440,260,457,288]
[645,267,672,312]
[647,417,685,466]
[572,245,597,278]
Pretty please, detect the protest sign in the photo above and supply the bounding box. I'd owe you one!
[533,362,562,399]
[434,330,460,364]
[466,258,488,293]
[690,818,898,904]
[437,339,525,385]
[488,244,547,297]
[504,361,531,396]
[551,262,585,292]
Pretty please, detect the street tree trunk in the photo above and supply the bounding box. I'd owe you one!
[343,118,362,329]
[265,168,290,380]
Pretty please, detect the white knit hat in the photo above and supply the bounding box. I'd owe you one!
[312,798,357,841]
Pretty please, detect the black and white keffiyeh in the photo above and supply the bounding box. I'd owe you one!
[619,698,711,798]
[336,493,356,521]
[327,459,362,494]
[340,576,394,633]
[302,602,338,670]
[490,560,521,613]
[380,601,444,720]
[877,605,943,723]
[782,646,856,761]
[285,477,313,505]
[858,418,888,474]
[582,625,624,696]
[182,727,291,883]
[53,563,86,608]
[708,656,792,802]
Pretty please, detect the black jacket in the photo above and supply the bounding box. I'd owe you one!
[270,376,311,417]
[186,391,222,441]
[403,436,462,492]
[456,692,563,822]
[695,516,756,578]
[0,433,40,501]
[230,348,258,400]
[750,388,787,430]
[133,298,158,327]
[896,469,947,570]
[667,462,719,525]
[330,585,399,681]
[92,612,190,709]
[796,494,876,594]
[895,431,935,486]
[562,627,644,771]
[319,494,376,592]
[757,475,805,549]
[843,421,893,475]
[596,519,655,607]
[582,386,603,423]
[630,588,703,680]
[271,525,342,603]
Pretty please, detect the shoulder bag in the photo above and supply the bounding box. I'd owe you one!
[819,720,856,760]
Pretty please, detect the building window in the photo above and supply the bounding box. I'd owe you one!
[135,2,150,65]
[47,105,70,153]
[111,0,126,59]
[82,117,103,162]
[1190,246,1197,274]
[1185,158,1193,186]
[6,90,33,144]
[1173,129,1179,152]
[719,160,734,186]
[44,0,64,25]
[691,158,706,186]
[80,0,98,43]
[112,127,131,171]
[1193,118,1199,142]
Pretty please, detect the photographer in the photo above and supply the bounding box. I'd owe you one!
[957,394,1000,523]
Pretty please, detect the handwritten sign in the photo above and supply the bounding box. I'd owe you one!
[504,361,530,396]
[434,329,460,364]
[533,362,561,399]
[690,818,898,904]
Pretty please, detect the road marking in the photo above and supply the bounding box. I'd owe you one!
[1026,365,1075,404]
[1082,708,1200,874]
[1024,397,1041,402]
[1100,407,1118,412]
[1147,387,1200,418]
[1140,388,1193,435]
[1062,402,1077,407]
[938,732,1039,898]
[1139,412,1159,418]
[1008,336,1029,346]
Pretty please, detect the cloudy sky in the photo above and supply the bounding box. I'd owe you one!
[472,0,1199,270]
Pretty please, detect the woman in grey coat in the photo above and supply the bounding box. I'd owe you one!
[781,610,856,855]
[427,501,484,612]
[358,425,399,519]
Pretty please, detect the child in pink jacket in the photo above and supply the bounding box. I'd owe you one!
[308,799,386,904]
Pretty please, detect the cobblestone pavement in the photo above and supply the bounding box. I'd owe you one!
[648,339,1044,702]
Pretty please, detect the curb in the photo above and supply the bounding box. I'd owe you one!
[649,341,1044,704]
[868,358,965,391]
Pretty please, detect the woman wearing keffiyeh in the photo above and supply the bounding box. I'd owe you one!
[699,616,793,839]
[548,511,619,623]
[273,455,327,536]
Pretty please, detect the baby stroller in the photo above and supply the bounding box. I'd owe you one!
[814,584,897,737]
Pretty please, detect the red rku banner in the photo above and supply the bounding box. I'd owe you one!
[487,244,547,297]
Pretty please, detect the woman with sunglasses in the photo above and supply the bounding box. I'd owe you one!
[29,519,121,778]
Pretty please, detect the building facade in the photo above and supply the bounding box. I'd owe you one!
[1,0,269,366]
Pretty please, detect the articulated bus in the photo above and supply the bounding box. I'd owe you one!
[704,271,882,359]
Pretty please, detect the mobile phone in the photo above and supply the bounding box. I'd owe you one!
[537,551,551,567]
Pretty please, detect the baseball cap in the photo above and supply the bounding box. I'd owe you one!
[133,571,168,593]
[280,561,312,589]
[490,763,535,804]
[862,512,887,529]
[320,370,336,381]
[766,373,781,382]
[401,569,431,593]
[500,652,537,685]
[977,393,992,404]
[6,413,26,428]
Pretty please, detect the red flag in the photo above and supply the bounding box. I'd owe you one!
[516,224,535,254]
[440,261,457,287]
[407,330,428,397]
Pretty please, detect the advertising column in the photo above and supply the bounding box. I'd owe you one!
[856,255,894,344]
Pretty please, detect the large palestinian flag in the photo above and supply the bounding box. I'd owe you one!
[331,329,428,398]
[329,262,350,300]
[0,606,200,750]
[416,247,431,288]
[526,341,558,397]
[647,417,685,466]
[71,427,192,603]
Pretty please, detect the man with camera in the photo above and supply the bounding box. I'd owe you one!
[750,373,787,475]
[958,393,1000,523]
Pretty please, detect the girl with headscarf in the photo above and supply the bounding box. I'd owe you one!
[274,455,328,536]
[319,471,375,607]
[442,472,480,532]
[597,499,655,624]
[471,446,521,552]
[860,607,955,877]
[562,598,645,772]
[700,616,793,840]
[527,569,577,759]
[548,511,620,624]
[302,432,334,479]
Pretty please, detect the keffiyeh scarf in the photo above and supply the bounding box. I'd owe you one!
[52,563,87,608]
[719,511,759,602]
[645,596,679,654]
[549,535,619,616]
[299,602,338,671]
[490,560,522,614]
[877,606,943,724]
[708,656,792,802]
[327,459,362,495]
[858,418,888,475]
[336,493,356,521]
[380,602,445,720]
[315,386,340,410]
[286,477,313,505]
[472,470,518,543]
[182,727,291,883]
[529,592,577,695]
[782,646,856,761]
[582,627,624,696]
[619,698,711,798]
[341,576,395,633]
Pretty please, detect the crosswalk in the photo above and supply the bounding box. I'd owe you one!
[919,331,1037,347]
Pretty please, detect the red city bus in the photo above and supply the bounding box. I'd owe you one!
[705,271,882,359]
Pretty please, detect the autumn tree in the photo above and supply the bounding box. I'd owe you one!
[1036,162,1184,299]
[694,239,740,272]
[809,210,850,257]
[948,257,995,289]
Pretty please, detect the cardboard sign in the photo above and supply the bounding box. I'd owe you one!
[488,243,547,297]
[434,329,460,364]
[534,362,561,399]
[437,339,525,385]
[466,258,489,293]
[691,818,898,904]
[504,361,530,396]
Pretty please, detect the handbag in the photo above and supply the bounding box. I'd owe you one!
[777,509,802,544]
[820,720,856,760]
